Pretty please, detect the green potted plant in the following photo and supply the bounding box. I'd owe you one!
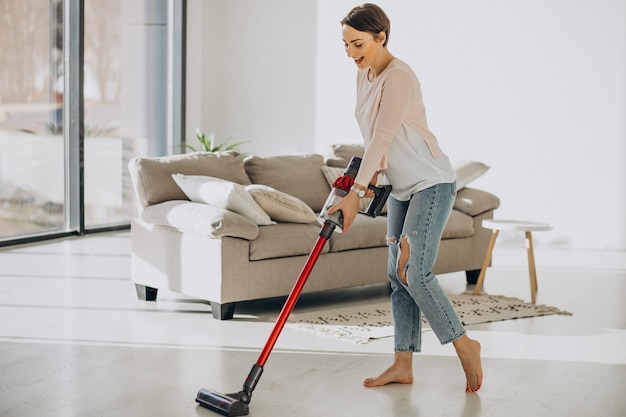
[185,128,249,154]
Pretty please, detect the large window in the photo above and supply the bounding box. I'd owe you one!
[0,0,182,244]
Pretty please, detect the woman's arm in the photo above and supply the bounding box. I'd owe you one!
[329,69,413,233]
[354,69,413,188]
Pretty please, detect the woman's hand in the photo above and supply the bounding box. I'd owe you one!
[326,191,360,233]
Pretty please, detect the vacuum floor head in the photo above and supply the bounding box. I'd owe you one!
[196,388,249,416]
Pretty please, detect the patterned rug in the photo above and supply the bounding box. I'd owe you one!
[286,292,572,344]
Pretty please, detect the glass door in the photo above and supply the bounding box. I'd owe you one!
[0,0,66,238]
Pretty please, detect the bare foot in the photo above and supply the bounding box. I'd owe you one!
[364,352,414,387]
[453,336,483,392]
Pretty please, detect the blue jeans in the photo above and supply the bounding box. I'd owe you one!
[386,182,465,352]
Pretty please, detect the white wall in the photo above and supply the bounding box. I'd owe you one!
[188,0,626,250]
[186,0,317,155]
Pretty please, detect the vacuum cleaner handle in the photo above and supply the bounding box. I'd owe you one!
[318,156,392,231]
[361,183,392,218]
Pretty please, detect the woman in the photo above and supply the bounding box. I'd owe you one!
[328,3,483,393]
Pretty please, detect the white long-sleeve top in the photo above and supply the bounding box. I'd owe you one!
[353,58,455,201]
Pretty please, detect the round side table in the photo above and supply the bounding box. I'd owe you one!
[473,219,553,304]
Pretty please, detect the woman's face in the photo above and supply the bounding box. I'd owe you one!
[342,24,384,69]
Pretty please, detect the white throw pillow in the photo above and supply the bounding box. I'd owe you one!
[245,184,317,224]
[171,174,275,226]
[454,161,490,190]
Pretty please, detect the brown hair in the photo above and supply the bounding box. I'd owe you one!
[341,3,391,47]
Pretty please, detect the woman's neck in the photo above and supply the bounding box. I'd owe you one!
[369,49,395,78]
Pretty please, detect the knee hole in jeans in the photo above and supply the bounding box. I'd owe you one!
[398,235,411,285]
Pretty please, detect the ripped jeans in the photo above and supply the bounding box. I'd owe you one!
[386,181,465,352]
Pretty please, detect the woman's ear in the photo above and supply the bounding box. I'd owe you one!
[377,31,387,45]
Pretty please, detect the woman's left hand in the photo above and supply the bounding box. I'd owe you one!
[326,192,360,233]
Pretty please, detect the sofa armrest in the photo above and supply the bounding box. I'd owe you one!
[141,200,259,239]
[453,187,500,216]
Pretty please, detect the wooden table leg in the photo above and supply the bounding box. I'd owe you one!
[525,231,538,304]
[473,229,499,295]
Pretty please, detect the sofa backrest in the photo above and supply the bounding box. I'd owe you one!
[244,153,330,213]
[128,148,373,214]
[128,151,251,209]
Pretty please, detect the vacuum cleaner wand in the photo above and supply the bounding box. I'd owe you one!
[196,157,391,416]
[196,225,333,417]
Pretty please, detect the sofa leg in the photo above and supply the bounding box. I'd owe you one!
[211,302,236,320]
[135,284,158,301]
[465,269,481,285]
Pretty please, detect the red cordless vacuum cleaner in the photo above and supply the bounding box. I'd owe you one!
[196,156,392,416]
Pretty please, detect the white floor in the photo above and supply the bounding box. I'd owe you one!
[0,232,625,416]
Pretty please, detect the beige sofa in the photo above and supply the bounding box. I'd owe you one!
[128,146,500,319]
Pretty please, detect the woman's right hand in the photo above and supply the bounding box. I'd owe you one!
[326,191,360,233]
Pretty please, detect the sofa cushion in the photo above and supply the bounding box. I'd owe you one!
[245,184,317,224]
[327,214,387,252]
[141,200,259,239]
[454,187,501,216]
[249,223,329,261]
[442,210,474,239]
[128,151,251,208]
[172,174,274,225]
[244,154,330,212]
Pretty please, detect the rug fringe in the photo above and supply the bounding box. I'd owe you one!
[465,292,572,315]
